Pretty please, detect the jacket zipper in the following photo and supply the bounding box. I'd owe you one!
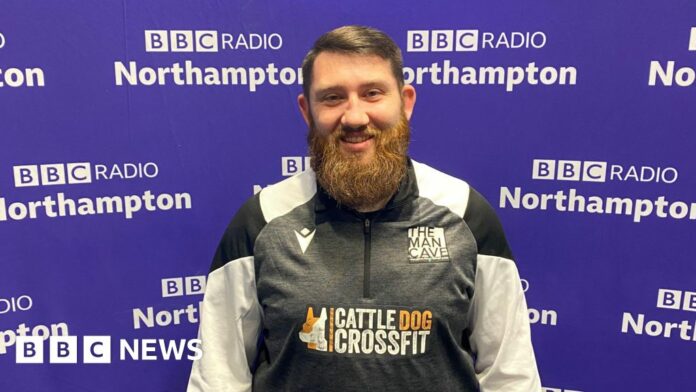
[363,218,372,298]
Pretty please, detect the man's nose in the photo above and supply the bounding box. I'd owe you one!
[340,97,369,130]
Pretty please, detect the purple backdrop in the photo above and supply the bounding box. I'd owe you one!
[1,1,695,391]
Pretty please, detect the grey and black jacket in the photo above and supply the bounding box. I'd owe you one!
[188,159,541,391]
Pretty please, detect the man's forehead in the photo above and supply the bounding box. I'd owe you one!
[310,52,397,91]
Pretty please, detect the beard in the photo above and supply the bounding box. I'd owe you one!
[308,113,410,211]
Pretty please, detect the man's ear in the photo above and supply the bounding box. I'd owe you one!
[401,85,417,120]
[298,94,311,126]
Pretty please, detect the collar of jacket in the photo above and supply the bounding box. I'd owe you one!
[313,157,418,215]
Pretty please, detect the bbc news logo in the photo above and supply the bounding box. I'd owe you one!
[13,162,159,187]
[15,336,202,363]
[532,159,678,184]
[144,30,283,52]
[17,336,91,364]
[161,276,206,298]
[0,295,32,314]
[657,289,696,312]
[407,30,547,52]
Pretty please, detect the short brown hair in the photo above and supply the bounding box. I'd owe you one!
[301,25,404,100]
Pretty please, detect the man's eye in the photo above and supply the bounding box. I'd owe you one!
[321,95,344,105]
[365,90,383,99]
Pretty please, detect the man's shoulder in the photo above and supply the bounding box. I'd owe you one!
[211,170,317,271]
[411,159,512,259]
[411,159,471,218]
[463,187,513,260]
[257,169,317,223]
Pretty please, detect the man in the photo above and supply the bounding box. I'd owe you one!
[188,25,541,391]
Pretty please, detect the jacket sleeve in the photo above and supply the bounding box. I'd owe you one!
[464,188,542,392]
[188,195,266,392]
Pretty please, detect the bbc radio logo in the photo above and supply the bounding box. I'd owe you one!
[532,159,607,182]
[407,30,547,52]
[656,289,696,312]
[161,276,206,298]
[13,162,159,187]
[621,288,696,342]
[145,30,283,53]
[408,30,479,52]
[648,27,696,87]
[14,163,91,187]
[145,30,218,52]
[253,156,311,194]
[282,156,311,177]
[1,295,32,314]
[532,159,679,184]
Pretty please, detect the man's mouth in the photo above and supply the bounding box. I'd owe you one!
[340,134,374,144]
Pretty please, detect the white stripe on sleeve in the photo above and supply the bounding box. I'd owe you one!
[468,255,542,392]
[188,256,262,392]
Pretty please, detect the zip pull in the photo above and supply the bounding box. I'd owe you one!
[362,217,372,299]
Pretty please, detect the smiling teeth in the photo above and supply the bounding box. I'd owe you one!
[343,135,371,143]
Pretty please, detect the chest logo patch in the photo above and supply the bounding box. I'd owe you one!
[298,307,328,351]
[299,305,433,356]
[408,226,450,263]
[294,227,316,254]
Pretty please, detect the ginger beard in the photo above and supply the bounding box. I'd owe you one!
[308,112,410,211]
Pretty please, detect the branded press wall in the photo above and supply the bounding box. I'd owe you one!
[1,1,695,391]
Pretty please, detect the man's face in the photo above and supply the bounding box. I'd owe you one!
[298,52,416,210]
[299,52,415,163]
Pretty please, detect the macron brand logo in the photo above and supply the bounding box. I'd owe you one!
[294,227,316,254]
[408,226,450,263]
